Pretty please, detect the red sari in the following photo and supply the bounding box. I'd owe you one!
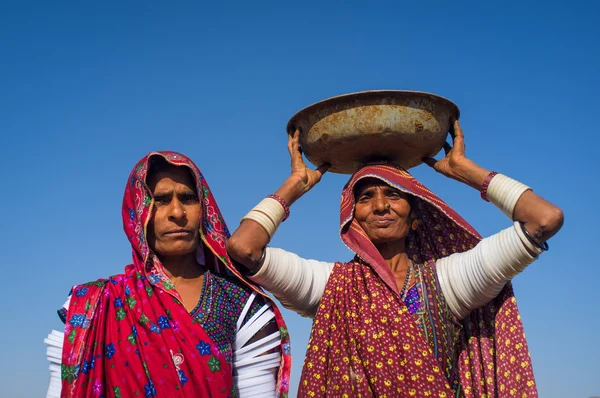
[60,152,292,397]
[299,165,537,397]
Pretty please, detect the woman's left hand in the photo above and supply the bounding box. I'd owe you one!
[422,119,469,176]
[422,119,483,189]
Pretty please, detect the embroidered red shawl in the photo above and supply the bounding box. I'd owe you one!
[60,151,292,397]
[299,164,537,397]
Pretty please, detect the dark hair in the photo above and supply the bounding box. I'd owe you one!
[147,155,197,193]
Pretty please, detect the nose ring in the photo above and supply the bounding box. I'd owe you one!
[385,203,390,210]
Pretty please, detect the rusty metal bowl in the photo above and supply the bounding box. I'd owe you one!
[286,90,460,174]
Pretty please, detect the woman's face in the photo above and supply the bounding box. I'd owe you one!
[146,165,202,259]
[354,178,412,246]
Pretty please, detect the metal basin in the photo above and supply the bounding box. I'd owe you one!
[286,90,460,174]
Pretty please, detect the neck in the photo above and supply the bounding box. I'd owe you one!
[375,239,411,273]
[158,252,204,281]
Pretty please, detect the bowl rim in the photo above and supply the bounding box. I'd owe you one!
[286,89,460,134]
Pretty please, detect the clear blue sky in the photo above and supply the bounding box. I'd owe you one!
[1,2,598,397]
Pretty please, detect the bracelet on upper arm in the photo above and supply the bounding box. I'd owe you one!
[485,173,531,220]
[231,247,266,277]
[516,221,549,253]
[241,197,288,239]
[248,247,267,276]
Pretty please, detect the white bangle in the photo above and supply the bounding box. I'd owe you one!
[241,198,286,240]
[242,211,276,239]
[486,174,531,220]
[513,221,543,256]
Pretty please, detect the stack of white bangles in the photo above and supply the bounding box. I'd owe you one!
[241,197,287,240]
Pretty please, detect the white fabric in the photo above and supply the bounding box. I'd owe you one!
[436,223,536,319]
[44,330,63,398]
[46,292,281,398]
[233,292,281,398]
[250,248,334,318]
[252,226,538,320]
[486,173,531,219]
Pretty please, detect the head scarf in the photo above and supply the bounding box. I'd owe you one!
[299,164,537,397]
[60,151,291,397]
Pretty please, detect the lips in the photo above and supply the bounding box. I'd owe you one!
[371,218,395,227]
[163,229,193,237]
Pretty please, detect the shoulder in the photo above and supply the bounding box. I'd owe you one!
[58,275,125,321]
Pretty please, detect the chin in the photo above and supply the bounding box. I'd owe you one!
[370,235,403,246]
[157,244,197,257]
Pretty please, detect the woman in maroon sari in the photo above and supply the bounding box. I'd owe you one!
[45,152,292,398]
[228,120,563,397]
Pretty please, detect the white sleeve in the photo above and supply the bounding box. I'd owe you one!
[45,295,71,398]
[437,222,537,319]
[248,247,335,318]
[45,330,64,398]
[234,293,282,398]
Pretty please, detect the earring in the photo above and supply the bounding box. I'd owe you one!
[411,220,419,230]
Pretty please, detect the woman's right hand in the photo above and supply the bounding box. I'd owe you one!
[225,131,329,271]
[284,130,330,202]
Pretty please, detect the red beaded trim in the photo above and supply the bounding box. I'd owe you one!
[267,194,290,221]
[480,171,498,202]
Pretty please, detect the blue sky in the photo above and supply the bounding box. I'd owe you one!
[1,2,598,397]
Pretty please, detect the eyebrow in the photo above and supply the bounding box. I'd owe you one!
[152,190,173,197]
[357,185,404,196]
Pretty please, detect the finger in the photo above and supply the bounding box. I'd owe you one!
[422,157,437,168]
[289,130,300,153]
[453,120,464,139]
[450,121,465,155]
[290,132,306,169]
[288,130,300,156]
[315,163,331,180]
[292,130,302,155]
[287,133,294,157]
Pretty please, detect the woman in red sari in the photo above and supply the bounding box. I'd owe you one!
[44,152,291,398]
[228,120,563,397]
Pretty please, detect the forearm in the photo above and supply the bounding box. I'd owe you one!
[451,161,564,246]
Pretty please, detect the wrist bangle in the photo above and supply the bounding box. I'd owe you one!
[480,171,498,202]
[267,194,290,221]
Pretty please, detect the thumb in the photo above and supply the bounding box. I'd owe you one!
[314,163,331,182]
[422,157,437,168]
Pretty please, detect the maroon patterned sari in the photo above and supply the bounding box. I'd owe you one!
[299,165,537,397]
